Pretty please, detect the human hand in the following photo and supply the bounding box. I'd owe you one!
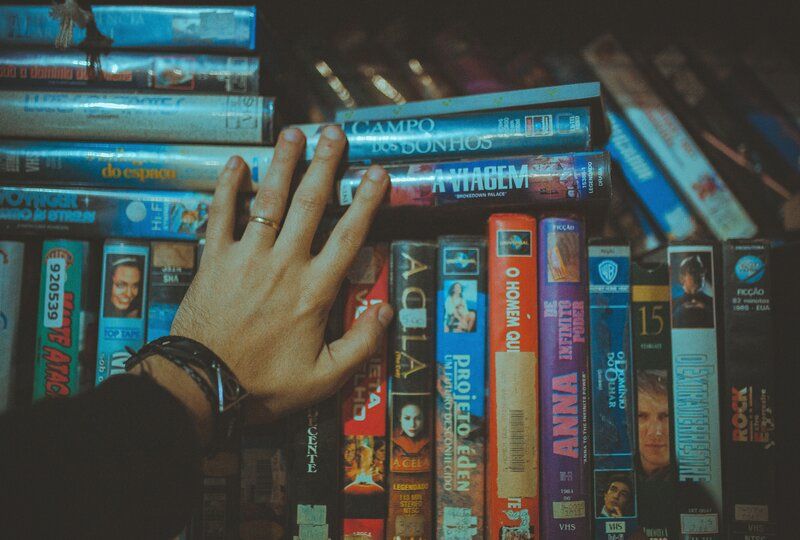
[168,125,393,426]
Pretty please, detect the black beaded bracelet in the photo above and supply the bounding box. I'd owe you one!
[124,336,249,451]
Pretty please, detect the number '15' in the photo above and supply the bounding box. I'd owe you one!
[638,305,664,336]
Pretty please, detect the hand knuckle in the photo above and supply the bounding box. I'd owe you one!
[336,226,362,252]
[293,194,324,215]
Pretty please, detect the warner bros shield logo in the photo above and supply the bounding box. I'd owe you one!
[599,259,618,285]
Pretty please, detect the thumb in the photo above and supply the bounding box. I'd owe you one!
[315,303,394,392]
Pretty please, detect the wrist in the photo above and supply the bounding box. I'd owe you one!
[129,355,213,446]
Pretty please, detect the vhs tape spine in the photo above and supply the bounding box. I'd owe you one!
[388,241,437,539]
[582,35,757,240]
[0,50,260,94]
[335,82,601,122]
[667,244,723,538]
[288,401,339,540]
[0,241,24,411]
[539,216,590,539]
[436,236,487,539]
[95,240,149,385]
[0,187,213,240]
[640,42,788,232]
[487,215,540,539]
[538,50,699,242]
[32,239,92,400]
[685,40,800,178]
[588,242,638,538]
[240,425,289,540]
[0,140,274,190]
[192,451,241,540]
[0,5,257,50]
[145,242,196,341]
[340,244,390,539]
[630,262,678,539]
[301,106,592,164]
[722,240,777,539]
[338,152,611,210]
[0,91,274,145]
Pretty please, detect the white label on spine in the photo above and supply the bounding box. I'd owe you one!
[583,35,757,240]
[680,513,719,534]
[339,180,354,206]
[734,504,769,522]
[43,257,66,328]
[399,307,427,329]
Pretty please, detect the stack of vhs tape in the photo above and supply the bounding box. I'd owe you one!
[2,4,797,540]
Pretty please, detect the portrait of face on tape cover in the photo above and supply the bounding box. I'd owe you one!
[103,254,144,319]
[670,252,714,329]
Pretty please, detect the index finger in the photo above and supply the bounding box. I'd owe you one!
[313,164,388,285]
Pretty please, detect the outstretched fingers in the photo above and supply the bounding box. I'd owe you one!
[277,124,347,255]
[314,164,388,287]
[205,156,250,250]
[242,128,305,248]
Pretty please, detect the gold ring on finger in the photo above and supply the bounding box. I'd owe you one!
[248,215,281,233]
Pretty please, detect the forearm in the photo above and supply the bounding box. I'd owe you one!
[0,374,202,539]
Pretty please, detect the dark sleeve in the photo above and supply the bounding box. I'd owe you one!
[0,374,202,540]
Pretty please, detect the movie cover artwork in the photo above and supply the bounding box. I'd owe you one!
[342,435,387,494]
[442,278,478,333]
[669,252,715,330]
[391,394,433,474]
[546,229,581,283]
[102,253,146,319]
[594,471,636,518]
[637,368,677,539]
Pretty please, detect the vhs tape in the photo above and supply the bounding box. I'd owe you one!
[583,34,757,241]
[0,187,213,240]
[436,236,487,539]
[338,152,611,211]
[33,239,95,400]
[722,241,777,539]
[0,50,259,94]
[299,106,592,165]
[631,261,679,539]
[95,240,149,385]
[388,241,437,539]
[667,244,724,538]
[588,242,638,538]
[0,90,274,145]
[340,244,390,539]
[539,216,590,539]
[0,241,24,411]
[0,140,274,190]
[0,5,257,51]
[487,214,540,539]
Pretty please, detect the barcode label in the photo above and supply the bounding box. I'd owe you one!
[508,409,526,472]
[496,351,537,498]
[43,257,66,328]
